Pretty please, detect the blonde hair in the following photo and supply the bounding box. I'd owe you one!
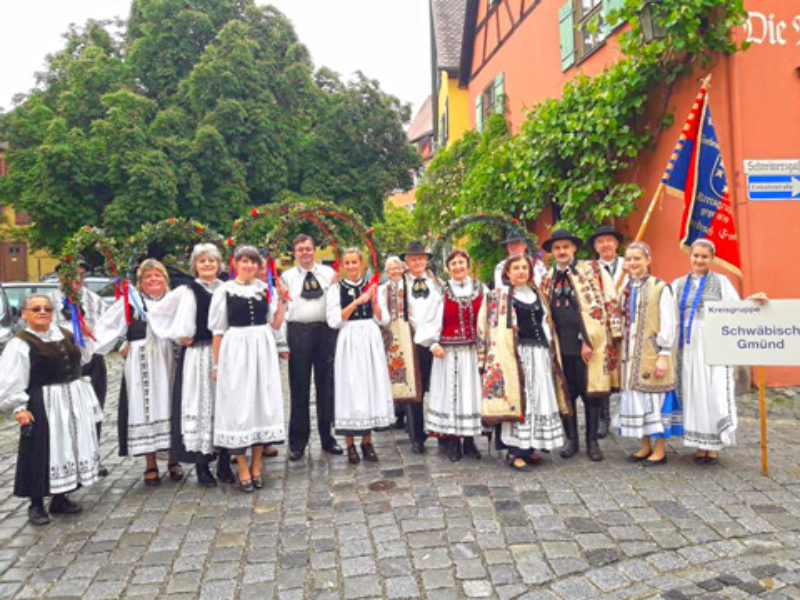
[136,258,169,291]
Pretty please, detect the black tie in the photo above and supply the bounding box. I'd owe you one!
[411,277,429,299]
[604,263,613,275]
[300,271,323,299]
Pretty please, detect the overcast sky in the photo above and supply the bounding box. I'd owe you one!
[0,1,432,122]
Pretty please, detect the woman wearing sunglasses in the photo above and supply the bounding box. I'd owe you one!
[0,294,102,525]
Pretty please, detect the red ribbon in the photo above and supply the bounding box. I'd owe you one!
[123,280,131,325]
[76,304,96,341]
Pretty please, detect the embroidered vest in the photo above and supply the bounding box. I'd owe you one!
[440,284,482,345]
[340,281,373,320]
[18,329,82,387]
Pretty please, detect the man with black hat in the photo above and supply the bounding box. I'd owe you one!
[281,233,343,461]
[402,241,441,454]
[587,225,626,438]
[53,259,110,476]
[541,229,621,461]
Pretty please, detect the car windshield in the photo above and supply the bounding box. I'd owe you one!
[2,285,58,311]
[84,278,112,293]
[4,288,29,311]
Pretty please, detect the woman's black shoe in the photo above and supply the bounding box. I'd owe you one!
[347,445,360,464]
[238,479,254,493]
[628,452,652,463]
[216,456,236,484]
[462,437,481,459]
[252,475,264,489]
[448,439,463,462]
[642,455,667,467]
[49,495,82,515]
[361,443,379,462]
[28,505,50,526]
[196,464,218,488]
[167,462,184,482]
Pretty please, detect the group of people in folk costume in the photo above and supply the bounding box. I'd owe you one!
[0,223,765,525]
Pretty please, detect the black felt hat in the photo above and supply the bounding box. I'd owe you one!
[499,229,527,245]
[542,229,583,253]
[400,241,432,261]
[586,225,624,248]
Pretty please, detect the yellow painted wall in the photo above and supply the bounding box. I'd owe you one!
[437,70,470,148]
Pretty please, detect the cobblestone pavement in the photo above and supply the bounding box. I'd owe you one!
[0,358,799,599]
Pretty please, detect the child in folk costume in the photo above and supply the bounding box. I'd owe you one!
[614,242,681,467]
[147,243,236,487]
[326,248,394,464]
[671,238,767,464]
[479,254,571,471]
[415,250,485,462]
[94,259,181,486]
[209,245,289,492]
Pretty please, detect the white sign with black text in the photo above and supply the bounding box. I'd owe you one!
[704,300,800,366]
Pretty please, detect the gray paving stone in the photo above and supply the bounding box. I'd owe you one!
[550,575,598,600]
[343,574,382,598]
[384,576,419,599]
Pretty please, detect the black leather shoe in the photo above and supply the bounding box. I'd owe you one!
[628,452,651,463]
[448,439,462,462]
[252,475,264,489]
[239,479,254,493]
[347,445,360,464]
[97,465,109,478]
[196,464,218,488]
[642,455,667,467]
[361,443,379,462]
[288,448,305,462]
[411,442,426,455]
[49,496,82,515]
[28,505,50,526]
[587,441,604,462]
[322,443,344,456]
[462,437,481,459]
[216,457,236,484]
[560,441,579,459]
[167,462,184,482]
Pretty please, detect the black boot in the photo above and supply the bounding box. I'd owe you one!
[216,450,236,484]
[196,459,218,488]
[448,438,462,462]
[597,396,610,439]
[586,403,604,462]
[493,424,506,451]
[560,413,579,459]
[462,437,481,459]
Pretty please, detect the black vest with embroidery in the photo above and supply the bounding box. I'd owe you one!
[18,329,82,387]
[227,289,269,327]
[189,280,214,343]
[340,280,373,320]
[512,296,547,348]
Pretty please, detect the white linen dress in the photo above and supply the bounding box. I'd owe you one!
[0,325,102,495]
[326,278,393,435]
[209,279,285,451]
[94,289,175,456]
[416,278,484,437]
[672,272,740,450]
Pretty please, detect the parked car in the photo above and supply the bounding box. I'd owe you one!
[82,276,117,304]
[1,281,60,313]
[0,285,16,354]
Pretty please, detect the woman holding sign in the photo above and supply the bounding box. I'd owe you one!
[672,239,741,464]
[327,248,393,464]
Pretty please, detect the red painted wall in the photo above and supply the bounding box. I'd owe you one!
[467,0,800,385]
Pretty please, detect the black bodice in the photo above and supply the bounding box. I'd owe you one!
[127,306,148,342]
[512,296,548,348]
[18,329,82,387]
[340,280,373,321]
[189,280,214,342]
[227,290,269,327]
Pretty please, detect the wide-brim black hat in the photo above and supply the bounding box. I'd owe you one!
[542,229,583,253]
[499,229,527,245]
[400,241,432,261]
[586,225,624,248]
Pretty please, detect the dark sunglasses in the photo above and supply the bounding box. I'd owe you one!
[26,306,54,313]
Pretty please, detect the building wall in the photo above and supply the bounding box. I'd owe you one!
[438,70,471,147]
[466,0,800,385]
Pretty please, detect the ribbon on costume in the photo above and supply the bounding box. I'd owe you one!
[63,297,95,347]
[678,274,706,348]
[127,282,147,321]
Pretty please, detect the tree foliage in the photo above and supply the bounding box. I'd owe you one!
[0,1,419,251]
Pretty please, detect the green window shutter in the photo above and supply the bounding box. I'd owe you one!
[559,1,575,71]
[475,95,483,132]
[602,0,625,37]
[493,72,505,114]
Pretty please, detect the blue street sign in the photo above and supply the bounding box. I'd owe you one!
[747,174,800,200]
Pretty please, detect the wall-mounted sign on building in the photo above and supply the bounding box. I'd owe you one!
[743,159,800,201]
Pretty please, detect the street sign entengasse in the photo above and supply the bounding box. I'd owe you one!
[744,159,800,201]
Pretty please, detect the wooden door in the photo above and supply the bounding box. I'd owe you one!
[0,242,28,281]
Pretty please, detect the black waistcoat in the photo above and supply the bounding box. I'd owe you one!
[18,329,82,387]
[126,294,149,342]
[340,280,373,320]
[512,296,548,348]
[227,290,269,327]
[189,280,214,343]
